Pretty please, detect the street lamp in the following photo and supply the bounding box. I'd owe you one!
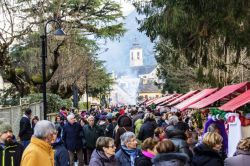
[41,19,66,120]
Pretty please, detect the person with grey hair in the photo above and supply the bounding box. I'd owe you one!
[115,131,140,166]
[63,114,84,166]
[138,113,157,142]
[165,115,193,162]
[89,137,117,166]
[21,120,57,166]
[83,115,103,165]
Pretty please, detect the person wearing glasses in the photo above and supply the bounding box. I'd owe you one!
[115,132,140,166]
[89,137,117,166]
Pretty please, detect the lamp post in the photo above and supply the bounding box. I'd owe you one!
[41,19,65,120]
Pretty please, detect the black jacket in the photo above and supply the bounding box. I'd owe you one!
[138,120,157,141]
[62,122,83,152]
[0,142,24,166]
[135,152,152,166]
[19,116,33,141]
[83,124,102,150]
[192,143,223,166]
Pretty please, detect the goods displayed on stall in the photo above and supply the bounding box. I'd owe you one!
[142,81,250,158]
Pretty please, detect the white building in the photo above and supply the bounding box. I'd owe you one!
[130,42,143,67]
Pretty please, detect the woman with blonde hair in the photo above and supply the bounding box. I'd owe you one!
[192,132,223,166]
[224,137,250,166]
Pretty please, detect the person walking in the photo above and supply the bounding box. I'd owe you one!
[224,137,250,166]
[115,115,133,149]
[83,115,103,164]
[0,121,24,166]
[138,113,157,142]
[166,115,193,160]
[62,114,84,166]
[89,137,117,166]
[192,132,224,166]
[115,132,140,166]
[19,108,33,148]
[21,120,57,166]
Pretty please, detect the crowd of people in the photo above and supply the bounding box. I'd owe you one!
[0,106,250,166]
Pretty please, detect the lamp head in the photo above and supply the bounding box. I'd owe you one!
[54,28,66,41]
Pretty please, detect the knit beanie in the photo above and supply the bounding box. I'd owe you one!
[0,121,12,135]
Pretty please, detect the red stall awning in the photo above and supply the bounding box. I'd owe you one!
[219,89,250,112]
[189,82,249,109]
[159,94,182,106]
[174,88,218,111]
[153,94,176,105]
[167,90,199,106]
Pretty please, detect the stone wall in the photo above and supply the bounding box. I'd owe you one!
[0,102,43,138]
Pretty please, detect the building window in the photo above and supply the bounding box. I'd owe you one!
[131,52,133,60]
[137,52,140,59]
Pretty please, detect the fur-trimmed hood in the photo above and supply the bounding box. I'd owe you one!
[152,152,188,166]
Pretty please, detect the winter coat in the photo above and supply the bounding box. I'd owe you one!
[192,143,223,166]
[152,152,189,166]
[19,116,33,141]
[135,151,152,166]
[132,112,144,126]
[138,120,157,142]
[224,149,250,166]
[62,122,83,152]
[0,141,24,166]
[105,122,114,138]
[83,124,102,150]
[52,139,70,166]
[115,147,141,166]
[89,149,118,166]
[21,137,54,166]
[166,125,193,160]
[134,119,143,137]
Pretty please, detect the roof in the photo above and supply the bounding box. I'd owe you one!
[188,82,249,109]
[167,90,199,106]
[153,94,176,105]
[219,89,250,112]
[145,98,158,107]
[174,88,218,111]
[131,65,156,76]
[159,94,183,106]
[138,79,161,93]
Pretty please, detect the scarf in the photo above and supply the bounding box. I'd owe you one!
[122,145,137,166]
